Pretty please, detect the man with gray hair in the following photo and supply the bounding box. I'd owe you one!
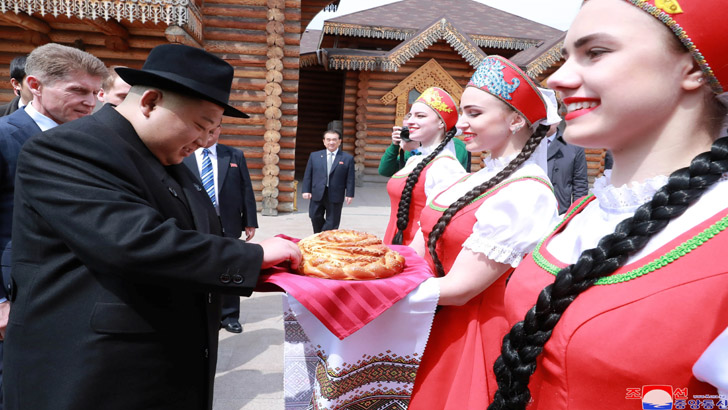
[1,43,107,252]
[0,43,106,409]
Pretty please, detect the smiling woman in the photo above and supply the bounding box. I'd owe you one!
[382,86,465,246]
[405,56,561,410]
[490,1,728,409]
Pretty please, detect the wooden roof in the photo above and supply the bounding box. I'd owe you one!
[510,33,566,78]
[323,0,561,48]
[302,17,486,71]
[301,0,340,34]
[302,0,564,74]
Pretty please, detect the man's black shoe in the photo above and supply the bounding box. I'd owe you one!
[223,321,243,333]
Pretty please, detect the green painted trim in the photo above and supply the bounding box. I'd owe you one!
[533,200,728,285]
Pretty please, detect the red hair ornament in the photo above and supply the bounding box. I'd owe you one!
[624,0,727,93]
[413,87,459,131]
[467,55,547,126]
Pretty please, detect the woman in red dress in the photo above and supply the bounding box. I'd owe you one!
[383,87,465,245]
[490,1,728,409]
[407,56,561,409]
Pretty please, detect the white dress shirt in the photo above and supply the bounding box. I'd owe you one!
[24,101,59,131]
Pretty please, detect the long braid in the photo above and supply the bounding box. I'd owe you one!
[427,124,550,276]
[392,128,456,245]
[489,136,728,410]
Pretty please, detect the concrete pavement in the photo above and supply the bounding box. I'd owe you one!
[213,181,391,410]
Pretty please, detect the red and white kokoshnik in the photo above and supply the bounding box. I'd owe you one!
[297,229,405,280]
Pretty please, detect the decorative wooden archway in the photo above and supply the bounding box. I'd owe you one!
[379,58,463,126]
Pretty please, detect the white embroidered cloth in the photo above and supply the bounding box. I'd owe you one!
[283,278,439,410]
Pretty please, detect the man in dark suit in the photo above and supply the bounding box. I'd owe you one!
[1,44,107,256]
[0,45,106,410]
[0,56,31,117]
[4,44,300,410]
[184,124,258,334]
[546,124,589,214]
[301,129,355,233]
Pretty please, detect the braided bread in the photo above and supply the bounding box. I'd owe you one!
[297,230,405,280]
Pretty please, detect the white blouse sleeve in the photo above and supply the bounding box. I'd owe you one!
[462,179,559,267]
[424,155,467,198]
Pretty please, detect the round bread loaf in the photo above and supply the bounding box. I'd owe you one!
[297,229,405,280]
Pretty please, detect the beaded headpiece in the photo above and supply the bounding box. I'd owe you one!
[413,87,459,130]
[467,55,547,125]
[624,0,726,93]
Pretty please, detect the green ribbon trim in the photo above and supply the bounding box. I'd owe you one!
[533,198,728,285]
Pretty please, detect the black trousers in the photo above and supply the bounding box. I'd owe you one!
[220,295,240,325]
[309,187,343,233]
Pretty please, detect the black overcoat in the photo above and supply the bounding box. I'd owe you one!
[5,105,264,410]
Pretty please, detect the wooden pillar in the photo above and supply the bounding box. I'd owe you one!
[261,0,286,216]
[585,148,607,185]
[353,71,369,186]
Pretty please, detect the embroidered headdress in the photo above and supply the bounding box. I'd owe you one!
[413,87,459,130]
[467,55,547,125]
[624,0,727,93]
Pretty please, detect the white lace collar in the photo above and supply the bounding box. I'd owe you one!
[482,152,518,173]
[591,170,669,213]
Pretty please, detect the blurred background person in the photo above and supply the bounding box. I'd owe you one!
[184,123,258,334]
[97,65,131,106]
[0,56,31,117]
[301,129,355,233]
[546,121,588,214]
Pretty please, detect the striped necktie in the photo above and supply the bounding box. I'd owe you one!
[201,148,216,206]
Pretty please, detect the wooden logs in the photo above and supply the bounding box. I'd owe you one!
[267,8,285,22]
[265,119,282,130]
[264,106,282,119]
[105,36,130,52]
[267,46,284,59]
[353,72,369,184]
[22,31,50,46]
[266,70,283,82]
[264,130,281,142]
[264,82,282,96]
[265,58,283,71]
[261,0,287,215]
[0,11,51,34]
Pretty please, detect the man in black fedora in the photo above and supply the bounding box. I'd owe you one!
[4,44,301,410]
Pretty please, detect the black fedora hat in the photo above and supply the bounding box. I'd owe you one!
[116,44,248,118]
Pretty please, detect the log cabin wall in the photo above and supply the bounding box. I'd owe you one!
[0,0,313,215]
[0,21,167,102]
[341,70,358,162]
[203,0,302,214]
[294,65,345,178]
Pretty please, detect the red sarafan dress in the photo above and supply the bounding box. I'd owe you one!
[383,151,464,245]
[408,156,558,410]
[503,174,728,409]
